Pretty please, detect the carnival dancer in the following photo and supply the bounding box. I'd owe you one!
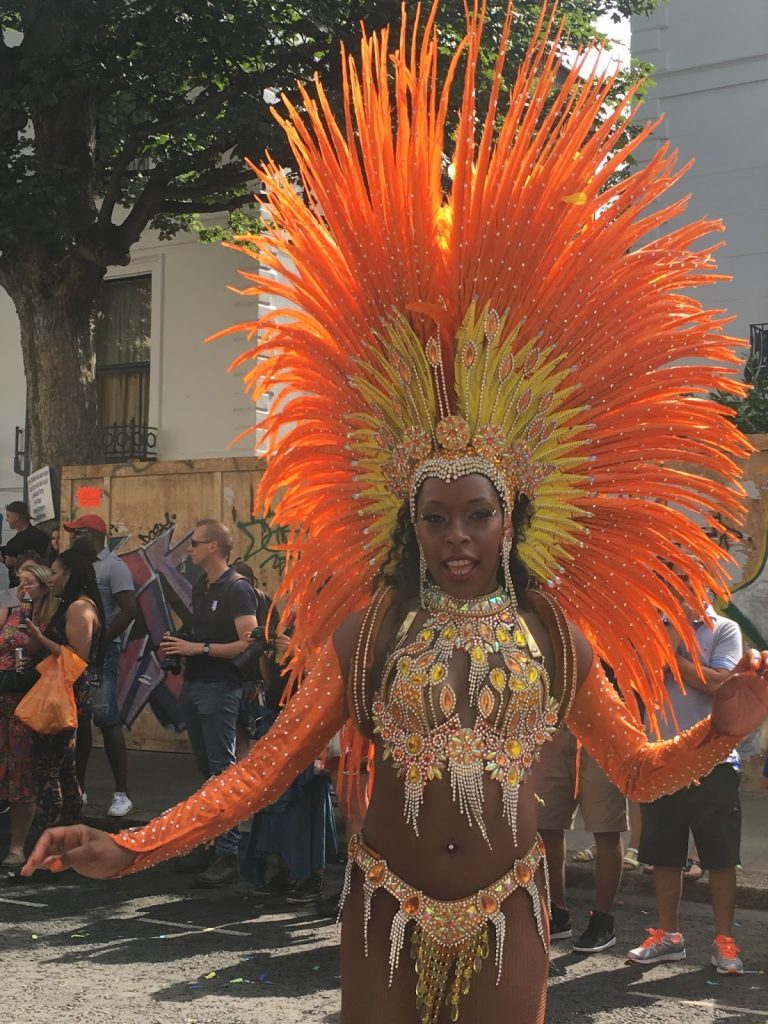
[23,5,768,1023]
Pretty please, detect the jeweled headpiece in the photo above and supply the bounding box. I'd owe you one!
[222,2,750,707]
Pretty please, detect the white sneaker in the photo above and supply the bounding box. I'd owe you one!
[107,792,134,817]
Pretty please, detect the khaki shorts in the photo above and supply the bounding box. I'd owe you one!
[533,727,628,833]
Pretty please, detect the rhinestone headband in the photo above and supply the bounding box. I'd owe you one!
[409,453,513,522]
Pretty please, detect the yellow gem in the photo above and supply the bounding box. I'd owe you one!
[471,646,486,664]
[419,628,433,643]
[527,665,539,683]
[442,625,456,642]
[513,630,526,647]
[398,657,411,674]
[489,668,506,691]
[506,738,522,758]
[406,734,424,755]
[507,766,520,785]
[408,764,421,784]
[496,626,510,643]
[430,663,447,684]
[509,676,525,692]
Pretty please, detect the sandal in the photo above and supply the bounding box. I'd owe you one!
[623,847,640,870]
[682,857,703,881]
[571,844,597,862]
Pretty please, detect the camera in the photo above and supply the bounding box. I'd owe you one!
[160,631,193,675]
[232,626,275,680]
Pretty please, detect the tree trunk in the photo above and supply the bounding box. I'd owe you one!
[6,251,105,476]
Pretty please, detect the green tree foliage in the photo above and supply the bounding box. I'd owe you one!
[0,0,660,470]
[713,362,768,435]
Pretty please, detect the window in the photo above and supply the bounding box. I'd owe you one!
[93,274,154,459]
[747,323,768,382]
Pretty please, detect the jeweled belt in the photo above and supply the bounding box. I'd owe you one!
[338,832,550,1023]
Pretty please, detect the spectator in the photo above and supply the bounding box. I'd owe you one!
[243,626,339,905]
[627,589,743,974]
[64,515,137,817]
[0,561,59,871]
[230,560,277,758]
[0,562,55,874]
[45,524,61,567]
[623,800,642,870]
[0,502,48,587]
[23,549,105,830]
[536,710,627,953]
[159,520,259,887]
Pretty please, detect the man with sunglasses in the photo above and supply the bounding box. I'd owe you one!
[159,519,259,887]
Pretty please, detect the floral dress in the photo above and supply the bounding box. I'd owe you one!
[0,609,35,803]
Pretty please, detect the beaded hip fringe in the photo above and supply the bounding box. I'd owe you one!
[338,833,549,1023]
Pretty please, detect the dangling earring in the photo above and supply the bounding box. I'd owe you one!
[501,534,517,608]
[419,540,428,606]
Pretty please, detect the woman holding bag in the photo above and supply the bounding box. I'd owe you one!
[0,562,57,873]
[23,549,105,829]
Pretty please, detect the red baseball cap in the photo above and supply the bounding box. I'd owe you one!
[63,514,108,534]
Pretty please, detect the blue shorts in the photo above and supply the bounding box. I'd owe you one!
[90,642,121,728]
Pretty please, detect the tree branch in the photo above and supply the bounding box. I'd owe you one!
[97,129,146,227]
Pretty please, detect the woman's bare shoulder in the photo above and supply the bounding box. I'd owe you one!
[333,608,367,670]
[519,596,592,683]
[568,620,593,685]
[332,591,414,678]
[67,596,98,620]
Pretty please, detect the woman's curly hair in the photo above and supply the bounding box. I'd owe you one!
[377,490,534,602]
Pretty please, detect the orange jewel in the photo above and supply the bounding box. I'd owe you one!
[367,861,386,886]
[515,862,533,885]
[479,891,499,915]
[439,685,456,716]
[478,687,495,718]
[403,894,420,916]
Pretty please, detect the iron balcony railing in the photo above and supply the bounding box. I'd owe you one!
[102,419,157,463]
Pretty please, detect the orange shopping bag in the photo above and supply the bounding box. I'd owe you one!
[14,647,86,734]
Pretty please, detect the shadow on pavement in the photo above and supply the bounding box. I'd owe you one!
[547,951,767,1023]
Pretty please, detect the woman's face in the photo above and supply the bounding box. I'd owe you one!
[17,569,48,603]
[50,529,60,554]
[414,473,507,598]
[50,559,70,597]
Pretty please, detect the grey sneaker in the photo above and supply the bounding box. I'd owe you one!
[107,792,133,817]
[711,935,743,975]
[627,929,686,965]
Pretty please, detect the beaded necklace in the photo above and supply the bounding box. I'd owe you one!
[372,583,560,845]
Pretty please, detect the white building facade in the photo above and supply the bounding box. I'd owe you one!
[631,0,768,349]
[0,223,268,515]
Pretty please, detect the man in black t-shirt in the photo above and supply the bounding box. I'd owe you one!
[159,519,259,887]
[1,501,48,587]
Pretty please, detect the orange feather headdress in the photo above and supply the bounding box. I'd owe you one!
[218,2,750,712]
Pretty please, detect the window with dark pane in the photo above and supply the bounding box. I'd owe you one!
[93,275,151,430]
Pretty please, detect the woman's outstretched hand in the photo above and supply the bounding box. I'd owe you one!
[22,825,136,879]
[711,649,768,738]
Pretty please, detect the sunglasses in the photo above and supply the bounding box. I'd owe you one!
[189,538,214,547]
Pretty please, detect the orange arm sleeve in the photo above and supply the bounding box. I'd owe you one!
[112,641,348,874]
[566,657,740,801]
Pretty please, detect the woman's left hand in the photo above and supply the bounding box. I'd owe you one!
[711,649,768,737]
[21,618,44,643]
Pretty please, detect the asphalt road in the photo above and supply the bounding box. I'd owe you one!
[1,862,766,1024]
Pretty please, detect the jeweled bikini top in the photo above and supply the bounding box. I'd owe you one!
[365,584,571,846]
